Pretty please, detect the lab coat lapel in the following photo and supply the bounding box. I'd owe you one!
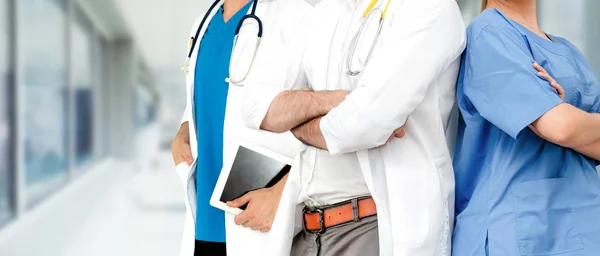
[263,154,306,256]
[223,1,291,256]
[179,4,223,256]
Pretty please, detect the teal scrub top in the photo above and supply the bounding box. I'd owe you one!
[193,2,252,242]
[453,9,600,256]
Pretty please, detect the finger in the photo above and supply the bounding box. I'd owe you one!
[179,156,192,166]
[386,134,394,142]
[538,72,558,87]
[242,220,254,228]
[551,82,565,100]
[182,150,194,165]
[227,193,252,207]
[249,220,269,231]
[260,228,270,233]
[533,63,554,80]
[234,211,251,225]
[250,224,262,231]
[551,82,565,94]
[533,62,546,73]
[394,128,405,138]
[537,71,553,82]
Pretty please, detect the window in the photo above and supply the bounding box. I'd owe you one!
[456,0,482,22]
[71,9,94,167]
[0,0,13,225]
[21,0,69,207]
[133,84,156,130]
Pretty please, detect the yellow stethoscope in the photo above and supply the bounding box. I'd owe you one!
[346,0,393,76]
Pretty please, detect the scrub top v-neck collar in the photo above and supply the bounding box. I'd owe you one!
[214,4,250,30]
[491,8,570,56]
[192,0,252,243]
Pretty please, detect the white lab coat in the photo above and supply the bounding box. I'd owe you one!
[241,0,466,255]
[175,0,311,255]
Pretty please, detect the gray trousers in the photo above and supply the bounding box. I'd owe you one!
[290,215,379,256]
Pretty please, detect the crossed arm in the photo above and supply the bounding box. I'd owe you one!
[263,0,466,153]
[529,65,600,161]
[530,105,600,161]
[576,140,600,161]
[259,90,349,134]
[255,90,348,150]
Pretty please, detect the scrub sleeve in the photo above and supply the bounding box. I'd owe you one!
[464,25,563,139]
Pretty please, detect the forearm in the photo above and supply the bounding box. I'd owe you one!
[533,104,600,148]
[260,91,347,133]
[568,113,600,146]
[574,140,600,161]
[291,116,327,150]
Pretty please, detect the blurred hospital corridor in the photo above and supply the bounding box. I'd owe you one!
[0,0,599,255]
[61,151,186,256]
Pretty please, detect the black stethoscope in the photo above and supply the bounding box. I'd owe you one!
[181,0,263,86]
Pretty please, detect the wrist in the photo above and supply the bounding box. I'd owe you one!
[272,180,285,194]
[313,91,343,115]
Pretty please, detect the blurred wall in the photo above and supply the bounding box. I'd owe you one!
[0,0,13,228]
[457,0,600,75]
[0,0,159,238]
[0,0,598,255]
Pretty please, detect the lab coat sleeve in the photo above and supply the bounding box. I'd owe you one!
[240,2,312,130]
[463,25,563,139]
[320,0,466,155]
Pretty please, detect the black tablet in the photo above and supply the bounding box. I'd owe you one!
[210,139,294,214]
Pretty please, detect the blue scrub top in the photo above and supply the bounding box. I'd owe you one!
[193,2,251,242]
[453,9,600,256]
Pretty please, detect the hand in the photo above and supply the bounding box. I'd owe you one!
[227,187,284,233]
[534,62,565,101]
[379,126,406,147]
[171,122,194,165]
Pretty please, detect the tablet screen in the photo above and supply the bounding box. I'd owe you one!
[219,145,291,210]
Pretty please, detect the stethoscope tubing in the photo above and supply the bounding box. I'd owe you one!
[184,0,262,85]
[187,0,262,59]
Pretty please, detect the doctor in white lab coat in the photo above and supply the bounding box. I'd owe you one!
[239,0,466,255]
[171,0,311,255]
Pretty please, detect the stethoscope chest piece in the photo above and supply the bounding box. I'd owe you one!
[181,58,191,74]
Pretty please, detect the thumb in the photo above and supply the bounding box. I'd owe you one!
[227,193,252,207]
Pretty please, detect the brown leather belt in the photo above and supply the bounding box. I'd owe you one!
[302,197,377,233]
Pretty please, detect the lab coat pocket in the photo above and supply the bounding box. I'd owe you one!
[384,152,429,244]
[511,178,584,255]
[175,162,191,189]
